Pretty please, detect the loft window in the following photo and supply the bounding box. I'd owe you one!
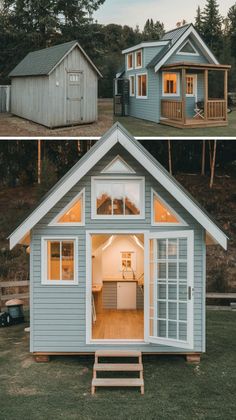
[152,190,186,225]
[163,73,179,96]
[178,41,198,55]
[137,74,147,98]
[101,156,135,174]
[49,190,84,226]
[92,177,145,218]
[42,238,78,285]
[135,50,142,68]
[127,53,133,70]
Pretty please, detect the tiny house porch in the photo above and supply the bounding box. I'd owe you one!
[160,63,231,129]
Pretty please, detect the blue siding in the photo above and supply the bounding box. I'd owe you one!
[31,144,205,353]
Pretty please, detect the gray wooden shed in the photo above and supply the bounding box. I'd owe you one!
[9,41,102,128]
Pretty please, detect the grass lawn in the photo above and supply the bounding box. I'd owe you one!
[0,311,235,420]
[115,110,236,137]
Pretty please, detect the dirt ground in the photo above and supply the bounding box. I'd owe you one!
[0,99,114,137]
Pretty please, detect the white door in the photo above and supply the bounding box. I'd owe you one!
[66,71,83,124]
[117,282,136,309]
[148,231,194,349]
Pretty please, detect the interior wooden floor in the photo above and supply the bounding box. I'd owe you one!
[92,309,144,340]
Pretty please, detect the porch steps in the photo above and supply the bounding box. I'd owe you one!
[91,350,144,395]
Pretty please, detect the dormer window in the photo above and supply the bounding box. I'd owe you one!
[127,53,133,70]
[135,50,142,68]
[91,177,145,219]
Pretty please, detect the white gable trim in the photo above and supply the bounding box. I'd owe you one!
[177,40,199,56]
[48,42,103,78]
[122,41,169,55]
[154,26,219,72]
[101,155,136,174]
[9,125,227,250]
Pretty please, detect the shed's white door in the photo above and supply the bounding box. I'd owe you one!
[148,231,194,349]
[66,71,83,123]
[117,282,136,309]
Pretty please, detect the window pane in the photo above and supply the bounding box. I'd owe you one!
[62,241,74,281]
[141,75,146,96]
[138,76,142,96]
[136,51,142,67]
[168,302,177,320]
[168,321,177,339]
[157,239,166,259]
[186,76,194,95]
[157,283,166,299]
[157,320,166,337]
[96,183,112,215]
[179,322,187,341]
[168,283,177,300]
[58,196,82,223]
[48,241,60,280]
[168,239,177,259]
[153,195,179,223]
[168,262,177,279]
[158,302,166,318]
[179,238,187,259]
[158,262,166,279]
[179,262,187,280]
[113,183,124,215]
[124,182,141,215]
[164,73,177,94]
[128,54,133,68]
[179,284,187,301]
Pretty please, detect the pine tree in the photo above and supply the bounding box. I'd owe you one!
[142,18,164,40]
[228,4,236,56]
[201,0,223,56]
[195,6,203,34]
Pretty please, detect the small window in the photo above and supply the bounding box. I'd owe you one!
[178,41,198,55]
[121,252,132,270]
[49,190,84,226]
[129,76,135,96]
[92,177,144,218]
[127,53,133,70]
[135,50,142,68]
[186,75,196,96]
[137,74,147,98]
[101,156,135,174]
[152,191,185,225]
[69,74,80,83]
[42,238,78,285]
[163,73,179,96]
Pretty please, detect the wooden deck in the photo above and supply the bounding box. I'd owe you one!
[160,117,228,129]
[92,309,144,340]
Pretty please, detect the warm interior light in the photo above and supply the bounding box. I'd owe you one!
[133,235,144,250]
[154,195,179,223]
[102,235,114,251]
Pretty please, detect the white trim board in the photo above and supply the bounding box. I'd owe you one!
[154,25,219,72]
[9,123,227,250]
[122,41,169,54]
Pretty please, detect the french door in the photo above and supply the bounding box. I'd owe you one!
[148,231,194,349]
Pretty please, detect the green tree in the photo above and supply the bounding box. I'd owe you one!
[201,0,223,56]
[195,6,203,34]
[142,19,164,40]
[228,3,236,56]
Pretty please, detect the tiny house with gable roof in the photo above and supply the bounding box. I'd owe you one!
[9,41,102,128]
[9,123,227,365]
[115,24,231,128]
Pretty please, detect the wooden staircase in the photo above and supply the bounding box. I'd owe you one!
[91,350,144,395]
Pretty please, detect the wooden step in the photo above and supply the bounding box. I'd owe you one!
[92,378,144,389]
[95,350,141,358]
[94,363,143,372]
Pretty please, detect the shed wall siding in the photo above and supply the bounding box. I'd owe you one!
[11,77,50,126]
[31,144,205,353]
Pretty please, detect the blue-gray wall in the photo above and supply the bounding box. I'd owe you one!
[31,144,205,353]
[124,36,211,123]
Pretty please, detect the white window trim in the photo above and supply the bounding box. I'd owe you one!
[91,176,145,220]
[86,229,149,345]
[129,75,135,97]
[151,189,188,227]
[162,71,180,97]
[127,52,134,71]
[136,73,148,99]
[186,74,197,99]
[49,188,85,226]
[41,236,78,285]
[177,40,199,56]
[101,155,136,174]
[135,49,143,69]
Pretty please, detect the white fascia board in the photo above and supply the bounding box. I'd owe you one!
[122,41,169,55]
[154,26,219,72]
[48,42,103,78]
[118,131,227,250]
[9,131,118,249]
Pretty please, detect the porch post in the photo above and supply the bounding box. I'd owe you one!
[224,70,228,122]
[181,68,186,125]
[204,69,208,120]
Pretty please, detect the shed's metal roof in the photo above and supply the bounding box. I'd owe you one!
[9,40,102,77]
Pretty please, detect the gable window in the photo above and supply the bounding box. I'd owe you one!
[163,73,179,96]
[42,237,78,285]
[177,41,198,56]
[101,155,135,174]
[127,53,133,70]
[136,74,147,98]
[49,190,84,226]
[152,190,186,225]
[92,177,145,218]
[129,75,135,96]
[186,75,196,96]
[135,50,142,68]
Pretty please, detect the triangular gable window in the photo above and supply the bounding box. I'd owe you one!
[178,41,198,55]
[152,190,187,225]
[101,155,135,174]
[49,189,84,225]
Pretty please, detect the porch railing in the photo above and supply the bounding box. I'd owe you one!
[161,100,183,120]
[207,100,227,120]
